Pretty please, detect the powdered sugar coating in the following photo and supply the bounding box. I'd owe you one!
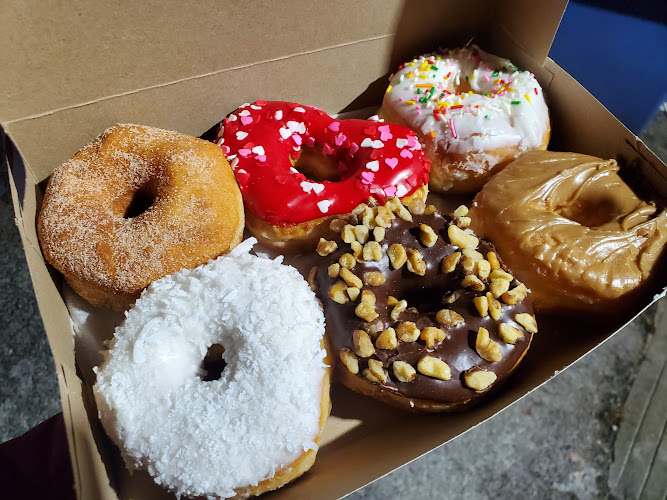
[93,239,327,498]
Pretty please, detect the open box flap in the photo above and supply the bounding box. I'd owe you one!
[1,0,568,125]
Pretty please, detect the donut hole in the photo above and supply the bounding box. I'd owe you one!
[292,146,341,182]
[554,198,619,228]
[199,343,227,382]
[124,185,156,219]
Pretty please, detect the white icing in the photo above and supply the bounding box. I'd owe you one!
[93,240,327,498]
[383,45,549,158]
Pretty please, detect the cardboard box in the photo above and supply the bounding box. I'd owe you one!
[2,0,666,498]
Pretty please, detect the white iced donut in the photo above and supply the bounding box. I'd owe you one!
[381,45,550,193]
[93,238,330,499]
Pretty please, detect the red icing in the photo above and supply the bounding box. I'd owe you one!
[217,101,430,226]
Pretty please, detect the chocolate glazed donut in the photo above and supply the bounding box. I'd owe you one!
[312,199,537,412]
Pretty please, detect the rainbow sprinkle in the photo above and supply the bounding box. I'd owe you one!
[449,118,457,138]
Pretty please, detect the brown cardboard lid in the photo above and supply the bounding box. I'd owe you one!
[0,0,567,125]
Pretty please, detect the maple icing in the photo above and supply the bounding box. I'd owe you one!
[470,150,667,313]
[217,101,431,226]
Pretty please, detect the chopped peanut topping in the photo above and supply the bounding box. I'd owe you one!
[486,292,502,320]
[473,296,489,317]
[441,251,461,273]
[393,361,417,382]
[340,348,359,374]
[376,327,398,349]
[408,197,426,215]
[448,225,479,249]
[342,225,355,243]
[489,278,511,298]
[462,248,484,262]
[388,243,408,269]
[307,267,317,292]
[361,206,375,227]
[328,263,341,278]
[375,205,394,228]
[355,302,379,322]
[328,282,348,304]
[417,356,451,380]
[373,227,385,242]
[354,330,375,358]
[436,309,464,327]
[361,290,376,306]
[366,359,388,383]
[489,269,513,281]
[364,272,386,287]
[420,224,438,247]
[347,287,360,301]
[350,241,362,258]
[476,327,502,362]
[406,249,426,276]
[387,295,399,307]
[465,369,497,391]
[453,205,469,217]
[498,323,524,344]
[394,203,413,221]
[397,321,420,342]
[339,253,356,269]
[424,204,437,215]
[461,256,476,274]
[340,268,363,288]
[487,252,501,271]
[456,216,471,228]
[366,320,385,339]
[477,259,491,279]
[420,326,446,347]
[316,238,337,256]
[462,275,485,291]
[390,299,408,320]
[362,241,383,261]
[442,293,458,304]
[329,218,347,232]
[351,203,368,216]
[502,283,528,305]
[353,225,370,244]
[515,313,538,333]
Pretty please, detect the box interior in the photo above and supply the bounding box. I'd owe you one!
[3,1,667,498]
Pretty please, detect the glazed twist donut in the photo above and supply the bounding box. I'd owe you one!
[469,150,667,314]
[93,239,331,498]
[217,100,430,250]
[38,124,244,311]
[311,197,536,412]
[382,45,550,193]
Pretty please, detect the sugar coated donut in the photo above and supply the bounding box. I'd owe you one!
[312,198,536,412]
[469,150,667,314]
[217,100,430,250]
[93,238,331,498]
[382,45,550,193]
[38,124,244,312]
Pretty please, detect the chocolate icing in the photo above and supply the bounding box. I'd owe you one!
[311,208,535,405]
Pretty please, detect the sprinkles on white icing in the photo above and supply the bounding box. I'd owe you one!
[93,239,327,498]
[383,45,549,157]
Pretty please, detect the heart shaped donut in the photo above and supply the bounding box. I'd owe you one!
[217,101,430,250]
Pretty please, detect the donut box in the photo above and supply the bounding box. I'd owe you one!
[2,1,666,498]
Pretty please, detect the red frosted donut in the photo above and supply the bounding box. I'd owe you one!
[216,101,430,250]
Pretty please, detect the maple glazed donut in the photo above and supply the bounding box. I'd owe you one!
[469,150,667,314]
[37,124,244,312]
[313,198,537,412]
[217,100,430,250]
[382,45,550,193]
[93,239,331,499]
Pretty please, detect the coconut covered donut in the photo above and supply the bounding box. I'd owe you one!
[217,100,430,251]
[381,45,550,193]
[311,198,536,412]
[469,150,667,314]
[93,239,331,499]
[38,124,244,312]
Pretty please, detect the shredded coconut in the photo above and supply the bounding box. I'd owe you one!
[93,239,327,498]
